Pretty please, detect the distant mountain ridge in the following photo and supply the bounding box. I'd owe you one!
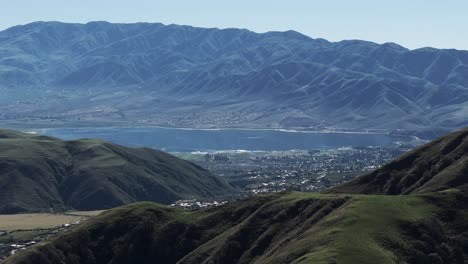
[0,129,232,214]
[0,21,467,135]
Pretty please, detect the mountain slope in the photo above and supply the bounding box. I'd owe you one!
[4,128,468,264]
[0,129,232,213]
[5,191,468,264]
[328,128,468,195]
[0,22,467,134]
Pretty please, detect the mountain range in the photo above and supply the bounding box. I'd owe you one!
[0,21,467,136]
[4,128,468,264]
[0,129,232,214]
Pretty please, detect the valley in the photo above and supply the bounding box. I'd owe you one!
[0,126,423,211]
[174,146,411,194]
[0,129,423,262]
[4,127,467,264]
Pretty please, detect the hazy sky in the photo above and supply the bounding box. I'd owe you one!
[1,0,467,50]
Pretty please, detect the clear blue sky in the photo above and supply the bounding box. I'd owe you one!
[1,0,467,50]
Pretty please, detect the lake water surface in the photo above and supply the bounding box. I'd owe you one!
[36,127,414,152]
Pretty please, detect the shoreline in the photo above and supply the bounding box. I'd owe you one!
[28,125,417,138]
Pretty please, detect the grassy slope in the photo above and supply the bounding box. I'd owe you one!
[0,129,232,213]
[328,128,468,195]
[6,191,468,264]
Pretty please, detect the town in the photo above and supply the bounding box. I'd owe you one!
[174,145,415,196]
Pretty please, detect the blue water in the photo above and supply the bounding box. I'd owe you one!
[36,127,412,152]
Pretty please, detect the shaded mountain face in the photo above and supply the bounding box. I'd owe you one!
[0,129,232,213]
[328,128,468,195]
[0,21,467,135]
[5,128,468,264]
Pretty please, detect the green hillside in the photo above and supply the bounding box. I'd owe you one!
[0,129,232,213]
[328,128,468,195]
[5,190,468,264]
[4,128,468,263]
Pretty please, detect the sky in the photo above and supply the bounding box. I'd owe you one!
[1,0,467,50]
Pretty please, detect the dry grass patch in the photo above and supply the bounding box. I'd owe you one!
[0,211,104,231]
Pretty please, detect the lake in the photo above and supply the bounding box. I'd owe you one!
[35,127,415,152]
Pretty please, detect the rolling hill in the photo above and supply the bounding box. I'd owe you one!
[4,128,468,263]
[0,22,467,136]
[0,129,232,214]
